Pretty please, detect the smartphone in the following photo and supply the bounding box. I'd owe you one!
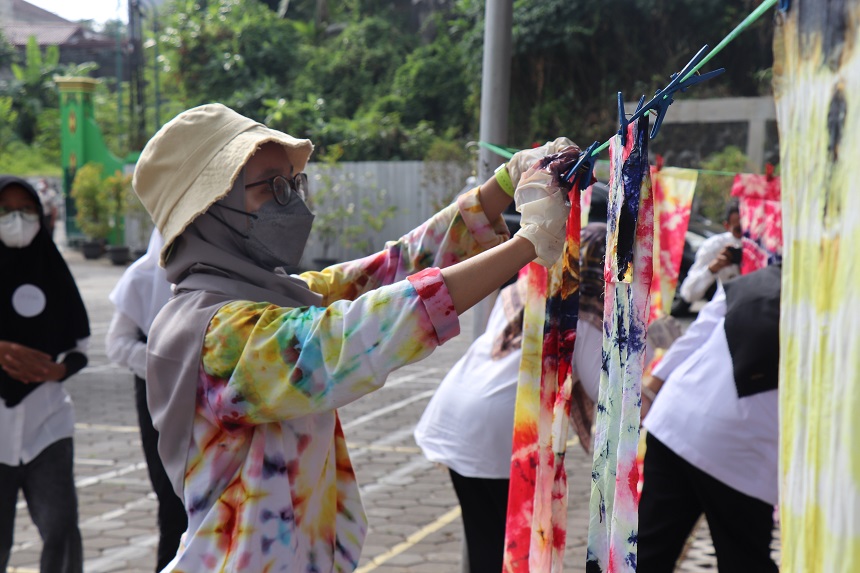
[727,246,743,265]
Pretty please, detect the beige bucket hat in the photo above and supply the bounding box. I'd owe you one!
[132,103,314,265]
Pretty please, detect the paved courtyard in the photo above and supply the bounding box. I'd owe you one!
[5,247,775,572]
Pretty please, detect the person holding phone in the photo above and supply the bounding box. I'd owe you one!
[677,201,743,308]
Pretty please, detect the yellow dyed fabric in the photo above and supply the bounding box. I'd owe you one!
[774,6,860,570]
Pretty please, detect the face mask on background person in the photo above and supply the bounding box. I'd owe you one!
[0,210,40,248]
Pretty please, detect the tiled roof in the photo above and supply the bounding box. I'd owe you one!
[1,22,80,45]
[10,0,68,24]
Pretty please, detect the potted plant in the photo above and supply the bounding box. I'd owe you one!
[71,163,110,259]
[71,163,134,264]
[102,171,133,265]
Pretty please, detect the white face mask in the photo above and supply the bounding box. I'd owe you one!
[0,210,41,248]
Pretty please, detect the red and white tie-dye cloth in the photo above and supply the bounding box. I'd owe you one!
[730,173,783,274]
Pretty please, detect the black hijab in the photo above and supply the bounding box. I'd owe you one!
[0,176,90,406]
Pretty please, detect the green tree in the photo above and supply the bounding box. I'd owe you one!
[4,37,61,144]
[695,146,749,221]
[162,0,303,118]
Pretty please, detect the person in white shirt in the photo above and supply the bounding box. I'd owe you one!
[105,229,187,572]
[678,202,743,307]
[639,264,781,573]
[414,187,609,573]
[0,176,90,573]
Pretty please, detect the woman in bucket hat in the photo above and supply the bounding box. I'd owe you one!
[132,103,575,572]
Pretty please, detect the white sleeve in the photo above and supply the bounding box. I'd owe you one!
[105,310,147,379]
[679,237,723,303]
[652,285,727,381]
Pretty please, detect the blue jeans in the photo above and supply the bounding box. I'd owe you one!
[0,438,83,573]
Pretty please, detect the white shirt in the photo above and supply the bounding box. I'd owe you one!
[644,286,779,505]
[415,295,602,479]
[106,310,148,379]
[679,232,741,303]
[0,338,88,465]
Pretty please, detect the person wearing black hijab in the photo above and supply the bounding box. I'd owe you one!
[0,175,89,573]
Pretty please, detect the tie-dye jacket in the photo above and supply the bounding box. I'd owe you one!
[169,188,509,573]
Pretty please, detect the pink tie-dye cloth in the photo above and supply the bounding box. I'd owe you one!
[730,173,783,274]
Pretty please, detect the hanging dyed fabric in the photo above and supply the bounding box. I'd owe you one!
[648,166,698,322]
[730,173,782,274]
[773,4,860,570]
[587,115,653,573]
[504,147,585,573]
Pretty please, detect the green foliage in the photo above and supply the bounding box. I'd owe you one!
[0,141,62,176]
[422,139,474,211]
[71,163,112,240]
[70,164,132,240]
[295,16,415,119]
[391,31,470,130]
[163,0,303,116]
[342,188,398,255]
[0,30,16,70]
[307,145,398,259]
[695,146,749,222]
[0,96,18,149]
[4,37,62,144]
[307,146,351,258]
[0,0,777,167]
[455,0,776,149]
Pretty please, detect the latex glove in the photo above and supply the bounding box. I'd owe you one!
[507,137,575,188]
[513,147,579,267]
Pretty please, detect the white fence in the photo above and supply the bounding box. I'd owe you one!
[301,160,473,267]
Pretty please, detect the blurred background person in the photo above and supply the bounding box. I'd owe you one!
[105,229,187,572]
[639,264,781,573]
[34,178,61,240]
[676,201,743,310]
[0,175,90,573]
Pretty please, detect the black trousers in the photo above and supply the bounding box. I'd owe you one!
[135,376,188,572]
[0,438,83,573]
[448,469,509,573]
[638,433,778,573]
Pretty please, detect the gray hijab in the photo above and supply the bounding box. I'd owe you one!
[146,172,322,498]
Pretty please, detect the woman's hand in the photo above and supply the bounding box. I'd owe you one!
[0,341,64,383]
[513,146,580,267]
[507,137,575,188]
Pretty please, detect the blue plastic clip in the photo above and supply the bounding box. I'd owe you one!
[617,92,627,147]
[563,141,600,188]
[618,93,646,147]
[626,44,726,140]
[778,0,790,12]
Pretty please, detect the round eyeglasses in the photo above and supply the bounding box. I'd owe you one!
[245,173,308,205]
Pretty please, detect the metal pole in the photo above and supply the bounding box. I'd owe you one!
[115,25,123,146]
[152,3,160,128]
[473,0,512,338]
[478,0,512,183]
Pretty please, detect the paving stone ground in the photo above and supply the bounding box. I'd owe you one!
[6,247,777,572]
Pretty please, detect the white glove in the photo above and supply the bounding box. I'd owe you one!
[507,137,575,188]
[515,191,570,267]
[513,146,579,267]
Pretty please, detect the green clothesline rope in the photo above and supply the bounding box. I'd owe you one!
[478,141,744,177]
[481,0,779,162]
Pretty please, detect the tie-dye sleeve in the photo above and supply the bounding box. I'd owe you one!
[200,268,458,426]
[300,186,509,305]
